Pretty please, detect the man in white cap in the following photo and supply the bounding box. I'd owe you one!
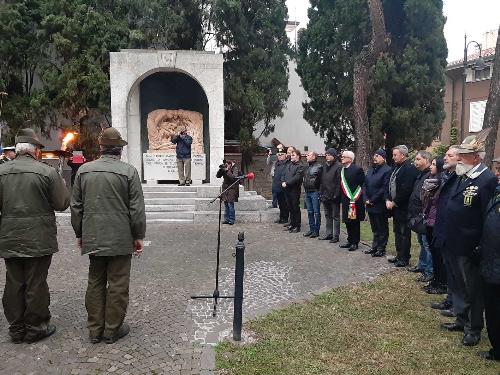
[0,146,15,164]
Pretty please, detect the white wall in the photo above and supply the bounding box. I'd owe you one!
[254,60,327,154]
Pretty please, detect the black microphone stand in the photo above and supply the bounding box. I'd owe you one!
[191,175,245,317]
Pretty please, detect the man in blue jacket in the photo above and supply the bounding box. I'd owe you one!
[364,149,392,257]
[171,128,193,186]
[441,133,497,347]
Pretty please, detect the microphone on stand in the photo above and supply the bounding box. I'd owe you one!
[237,172,255,180]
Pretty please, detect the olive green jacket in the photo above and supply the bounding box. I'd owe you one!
[0,154,70,258]
[70,155,146,256]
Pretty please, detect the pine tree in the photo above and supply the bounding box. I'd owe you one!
[297,0,448,160]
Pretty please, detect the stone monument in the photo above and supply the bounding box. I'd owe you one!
[109,50,224,183]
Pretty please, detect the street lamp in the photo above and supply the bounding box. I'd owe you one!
[460,34,486,142]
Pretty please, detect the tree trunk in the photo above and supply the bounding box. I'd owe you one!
[352,0,388,171]
[483,26,500,167]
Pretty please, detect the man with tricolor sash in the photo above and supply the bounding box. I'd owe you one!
[339,150,365,251]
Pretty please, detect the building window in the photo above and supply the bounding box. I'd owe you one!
[469,100,487,132]
[474,66,491,81]
[304,146,309,152]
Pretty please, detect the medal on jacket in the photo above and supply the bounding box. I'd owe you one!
[463,185,478,207]
[341,168,362,220]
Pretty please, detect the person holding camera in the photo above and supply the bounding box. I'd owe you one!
[171,128,193,186]
[216,160,240,225]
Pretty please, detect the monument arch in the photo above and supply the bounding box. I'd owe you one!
[110,50,224,183]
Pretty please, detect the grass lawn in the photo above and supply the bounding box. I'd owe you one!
[215,221,500,375]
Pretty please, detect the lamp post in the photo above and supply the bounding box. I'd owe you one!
[460,34,486,142]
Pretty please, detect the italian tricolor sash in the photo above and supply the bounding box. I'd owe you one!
[341,167,362,220]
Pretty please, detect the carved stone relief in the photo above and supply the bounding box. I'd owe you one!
[146,109,204,154]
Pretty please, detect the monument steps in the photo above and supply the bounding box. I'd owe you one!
[143,191,197,199]
[54,185,278,225]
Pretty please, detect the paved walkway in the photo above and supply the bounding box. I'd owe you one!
[0,220,391,374]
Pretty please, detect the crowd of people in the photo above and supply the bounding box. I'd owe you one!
[269,136,500,361]
[0,127,499,362]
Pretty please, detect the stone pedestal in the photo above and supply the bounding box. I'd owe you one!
[143,153,206,182]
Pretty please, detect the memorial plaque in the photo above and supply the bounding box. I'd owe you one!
[143,153,206,181]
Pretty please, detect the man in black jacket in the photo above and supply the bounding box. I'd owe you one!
[477,179,500,361]
[364,149,392,257]
[441,133,497,347]
[385,145,418,267]
[407,151,432,280]
[303,152,323,238]
[272,147,289,224]
[319,148,342,243]
[339,150,365,251]
[281,149,304,233]
[430,146,459,312]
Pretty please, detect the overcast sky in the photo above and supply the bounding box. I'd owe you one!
[286,0,499,61]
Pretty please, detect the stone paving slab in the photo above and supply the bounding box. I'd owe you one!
[0,218,391,374]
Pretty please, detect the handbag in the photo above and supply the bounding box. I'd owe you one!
[408,213,426,234]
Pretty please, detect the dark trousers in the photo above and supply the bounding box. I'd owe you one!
[286,189,301,228]
[368,212,389,251]
[322,200,340,239]
[2,255,52,341]
[393,209,411,263]
[426,227,447,286]
[484,282,500,357]
[448,255,484,335]
[86,255,132,338]
[345,221,360,245]
[277,191,289,221]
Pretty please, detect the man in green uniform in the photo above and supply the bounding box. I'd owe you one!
[0,128,70,344]
[71,127,146,344]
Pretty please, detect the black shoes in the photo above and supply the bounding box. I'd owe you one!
[303,231,313,237]
[310,232,319,238]
[372,250,386,257]
[185,180,192,186]
[477,350,500,361]
[424,285,447,295]
[408,266,422,273]
[431,300,452,310]
[339,243,351,248]
[178,182,185,186]
[329,237,340,244]
[348,244,358,252]
[318,235,332,240]
[364,248,377,255]
[462,333,480,347]
[441,322,464,332]
[10,335,24,344]
[275,219,287,224]
[439,309,456,318]
[89,335,102,344]
[416,274,433,283]
[289,227,300,233]
[104,322,130,344]
[24,324,57,344]
[395,260,409,267]
[388,257,399,264]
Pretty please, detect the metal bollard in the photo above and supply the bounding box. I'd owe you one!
[232,232,245,341]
